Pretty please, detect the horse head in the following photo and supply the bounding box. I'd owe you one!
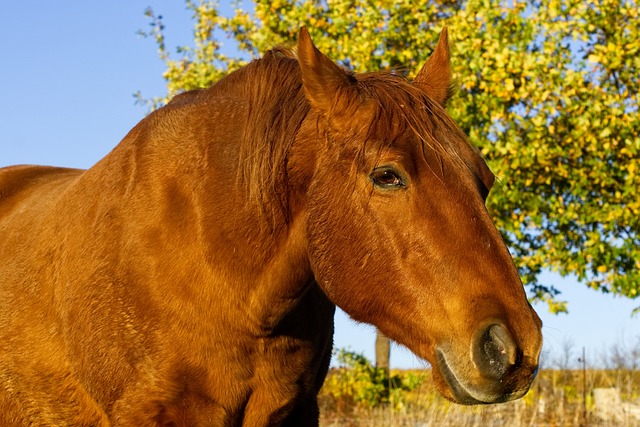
[296,28,542,404]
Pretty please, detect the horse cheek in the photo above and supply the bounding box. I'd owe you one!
[306,187,366,310]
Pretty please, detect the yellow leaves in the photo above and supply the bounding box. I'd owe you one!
[541,90,556,103]
[268,0,283,10]
[504,78,515,93]
[307,16,319,27]
[547,298,568,314]
[462,78,476,90]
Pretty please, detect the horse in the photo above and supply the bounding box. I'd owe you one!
[0,27,542,426]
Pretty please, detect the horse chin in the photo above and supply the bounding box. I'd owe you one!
[433,349,531,405]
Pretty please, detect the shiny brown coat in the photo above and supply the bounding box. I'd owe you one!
[0,28,542,426]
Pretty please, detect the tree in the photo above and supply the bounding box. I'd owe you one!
[139,0,639,313]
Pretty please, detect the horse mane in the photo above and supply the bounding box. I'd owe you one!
[234,48,311,224]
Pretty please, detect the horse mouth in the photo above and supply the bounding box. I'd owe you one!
[436,350,527,405]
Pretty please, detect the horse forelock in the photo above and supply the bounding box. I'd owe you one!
[353,72,491,187]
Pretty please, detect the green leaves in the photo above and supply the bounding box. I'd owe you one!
[144,0,640,313]
[323,348,425,408]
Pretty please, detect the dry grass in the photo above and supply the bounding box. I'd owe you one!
[318,369,640,426]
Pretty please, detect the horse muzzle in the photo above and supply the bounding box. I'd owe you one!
[435,321,541,405]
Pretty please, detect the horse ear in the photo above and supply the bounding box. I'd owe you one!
[414,28,452,106]
[297,27,358,114]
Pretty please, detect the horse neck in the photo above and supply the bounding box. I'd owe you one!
[79,96,317,333]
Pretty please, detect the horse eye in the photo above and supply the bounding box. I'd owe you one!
[370,167,406,189]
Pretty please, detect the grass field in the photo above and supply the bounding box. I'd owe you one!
[318,350,640,426]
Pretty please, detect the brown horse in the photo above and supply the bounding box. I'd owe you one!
[0,28,542,426]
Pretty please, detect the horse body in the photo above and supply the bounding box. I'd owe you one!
[0,28,542,426]
[1,79,332,425]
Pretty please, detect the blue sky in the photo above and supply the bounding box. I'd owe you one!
[1,2,638,368]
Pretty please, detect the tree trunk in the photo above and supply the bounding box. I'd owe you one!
[375,330,390,371]
[375,330,391,403]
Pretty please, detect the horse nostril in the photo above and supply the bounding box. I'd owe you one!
[472,323,517,379]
